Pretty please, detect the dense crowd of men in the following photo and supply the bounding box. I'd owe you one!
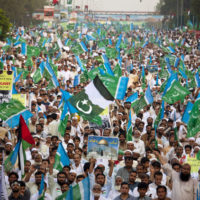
[0,21,200,200]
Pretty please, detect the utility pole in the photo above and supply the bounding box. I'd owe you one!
[180,0,183,28]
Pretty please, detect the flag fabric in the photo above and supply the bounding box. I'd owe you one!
[32,62,45,83]
[0,165,8,200]
[103,63,114,76]
[58,114,69,137]
[187,93,200,137]
[54,143,70,171]
[21,43,27,55]
[163,73,178,96]
[126,111,132,141]
[116,34,122,49]
[154,100,164,127]
[162,81,190,104]
[18,115,35,177]
[174,57,180,67]
[0,99,33,128]
[75,56,86,72]
[167,46,175,54]
[66,177,90,200]
[132,86,153,114]
[115,77,129,100]
[141,66,146,89]
[125,92,138,107]
[80,41,88,52]
[195,72,200,88]
[38,174,45,200]
[45,62,59,87]
[4,141,21,172]
[27,46,40,57]
[182,101,194,124]
[74,74,80,87]
[113,64,122,78]
[69,76,114,122]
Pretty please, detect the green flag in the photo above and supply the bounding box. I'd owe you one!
[58,115,69,137]
[27,46,40,57]
[69,76,114,122]
[113,64,122,78]
[132,96,147,115]
[106,47,118,59]
[162,81,190,104]
[187,94,200,138]
[32,68,42,83]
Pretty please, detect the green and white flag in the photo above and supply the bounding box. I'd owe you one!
[69,76,114,122]
[32,68,42,83]
[187,93,200,138]
[162,81,190,104]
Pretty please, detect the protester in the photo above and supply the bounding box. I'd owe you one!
[0,20,200,200]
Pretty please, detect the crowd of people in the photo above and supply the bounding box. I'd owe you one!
[0,21,200,200]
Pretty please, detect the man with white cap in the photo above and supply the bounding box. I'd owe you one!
[132,130,145,157]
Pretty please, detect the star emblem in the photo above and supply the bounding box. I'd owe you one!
[82,99,88,105]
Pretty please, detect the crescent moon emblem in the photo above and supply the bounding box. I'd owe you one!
[76,100,92,114]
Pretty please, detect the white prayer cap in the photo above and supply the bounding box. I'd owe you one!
[158,144,163,149]
[132,149,140,154]
[6,142,12,146]
[70,170,77,174]
[194,146,200,150]
[189,137,195,141]
[127,141,134,144]
[31,148,38,152]
[72,116,78,120]
[124,150,133,154]
[33,135,40,139]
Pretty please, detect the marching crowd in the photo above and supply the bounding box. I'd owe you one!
[0,22,200,200]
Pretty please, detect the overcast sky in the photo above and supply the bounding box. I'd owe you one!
[74,0,160,12]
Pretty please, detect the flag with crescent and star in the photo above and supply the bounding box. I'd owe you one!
[69,76,114,122]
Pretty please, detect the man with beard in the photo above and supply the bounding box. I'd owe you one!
[9,181,24,200]
[49,157,68,199]
[5,142,13,156]
[154,151,198,200]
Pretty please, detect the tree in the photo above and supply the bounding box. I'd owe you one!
[0,9,11,41]
[0,0,47,27]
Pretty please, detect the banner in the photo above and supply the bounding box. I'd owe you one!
[0,71,13,90]
[12,94,26,107]
[44,6,54,21]
[87,136,119,160]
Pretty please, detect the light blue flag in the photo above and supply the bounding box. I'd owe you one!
[5,140,21,171]
[98,68,105,75]
[181,54,185,61]
[174,57,180,68]
[116,34,122,50]
[156,73,159,86]
[163,73,178,96]
[160,100,165,119]
[86,34,95,41]
[104,63,114,76]
[142,41,149,48]
[125,92,138,103]
[182,102,194,124]
[115,77,129,100]
[61,102,69,120]
[46,62,59,87]
[12,84,18,94]
[14,72,23,83]
[102,53,109,64]
[5,110,33,128]
[179,68,187,79]
[38,174,45,198]
[60,89,78,114]
[66,177,90,200]
[21,43,27,56]
[74,74,80,87]
[75,56,85,72]
[130,23,134,31]
[181,38,185,46]
[57,143,70,166]
[167,46,175,53]
[65,38,69,46]
[108,38,112,45]
[195,72,200,88]
[80,41,88,52]
[145,85,154,104]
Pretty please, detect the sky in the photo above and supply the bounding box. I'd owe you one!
[73,0,160,12]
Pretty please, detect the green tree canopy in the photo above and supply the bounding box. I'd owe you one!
[0,0,47,26]
[0,9,11,41]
